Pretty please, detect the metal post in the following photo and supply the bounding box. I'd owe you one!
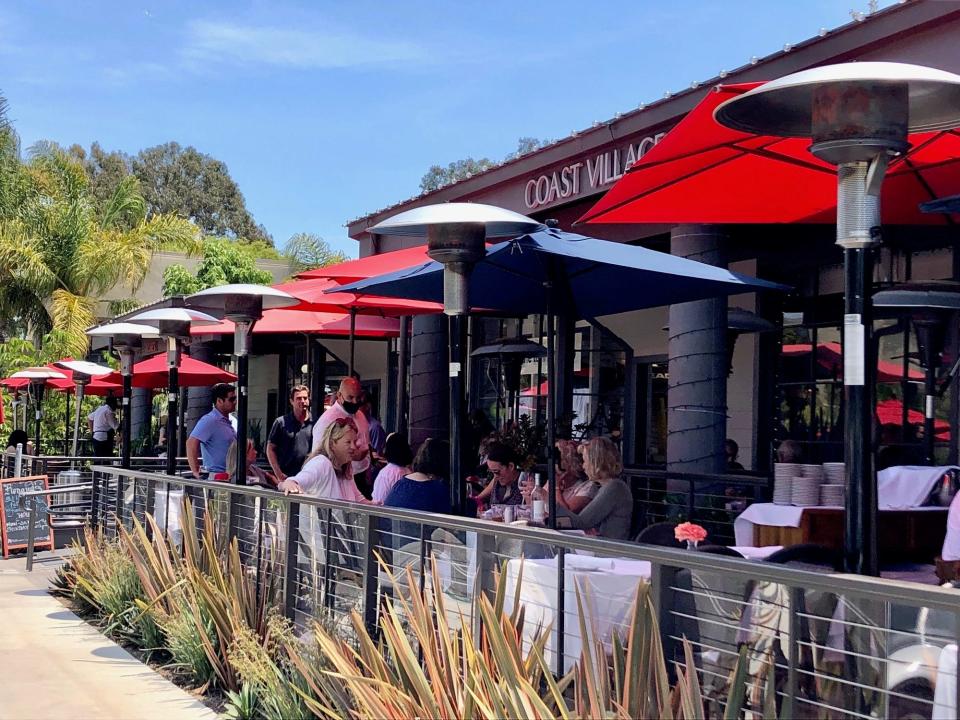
[843,245,877,576]
[348,308,357,378]
[362,513,379,633]
[166,358,179,478]
[235,352,249,486]
[396,315,410,435]
[282,499,301,621]
[90,470,100,530]
[555,546,565,677]
[449,314,465,514]
[785,586,801,718]
[25,498,36,572]
[546,293,558,529]
[33,382,44,456]
[71,383,86,459]
[64,388,71,453]
[309,341,326,422]
[120,354,133,470]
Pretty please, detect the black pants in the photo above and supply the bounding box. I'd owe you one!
[92,436,114,457]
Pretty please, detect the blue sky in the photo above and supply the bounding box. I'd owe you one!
[1,1,890,257]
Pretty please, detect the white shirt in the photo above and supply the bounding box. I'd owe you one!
[289,453,365,502]
[943,491,960,561]
[312,402,370,475]
[88,404,118,440]
[371,463,410,504]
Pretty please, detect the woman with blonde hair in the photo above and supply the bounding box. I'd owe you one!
[226,438,277,487]
[554,439,598,513]
[279,417,367,502]
[553,436,632,540]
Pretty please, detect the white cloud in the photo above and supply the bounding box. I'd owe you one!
[182,20,428,70]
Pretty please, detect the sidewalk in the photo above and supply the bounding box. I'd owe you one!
[0,551,218,720]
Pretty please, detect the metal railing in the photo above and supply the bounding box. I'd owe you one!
[624,465,770,544]
[1,452,189,480]
[19,482,92,571]
[82,464,958,718]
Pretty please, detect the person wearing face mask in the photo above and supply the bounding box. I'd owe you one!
[312,376,371,496]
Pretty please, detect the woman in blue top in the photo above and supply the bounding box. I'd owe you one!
[385,438,451,513]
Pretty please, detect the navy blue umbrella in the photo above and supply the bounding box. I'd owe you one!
[336,227,786,527]
[335,227,786,317]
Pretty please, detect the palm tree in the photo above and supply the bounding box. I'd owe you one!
[0,143,201,356]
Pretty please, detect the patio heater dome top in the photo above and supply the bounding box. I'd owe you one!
[714,62,960,138]
[184,284,299,320]
[11,367,66,380]
[129,307,221,325]
[86,322,160,340]
[52,360,113,377]
[368,203,541,239]
[872,281,960,312]
[471,337,548,358]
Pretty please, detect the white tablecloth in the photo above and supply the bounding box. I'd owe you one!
[503,556,651,674]
[879,466,958,509]
[731,545,782,560]
[933,643,957,720]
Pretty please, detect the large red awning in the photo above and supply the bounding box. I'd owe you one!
[580,82,960,226]
[193,309,400,337]
[296,245,433,282]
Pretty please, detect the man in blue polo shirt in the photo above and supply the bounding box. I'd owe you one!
[186,383,237,477]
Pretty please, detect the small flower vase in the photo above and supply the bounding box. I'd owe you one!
[686,539,699,550]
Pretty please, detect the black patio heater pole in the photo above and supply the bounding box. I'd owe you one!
[348,307,357,378]
[33,381,44,456]
[120,350,134,469]
[545,285,558,529]
[166,337,180,477]
[396,315,410,436]
[234,319,253,485]
[427,222,486,515]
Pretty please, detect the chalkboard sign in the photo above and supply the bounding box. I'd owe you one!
[0,475,52,557]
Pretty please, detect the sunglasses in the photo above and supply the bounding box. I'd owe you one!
[226,395,237,402]
[332,417,358,431]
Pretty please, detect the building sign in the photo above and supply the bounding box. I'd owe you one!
[523,131,668,210]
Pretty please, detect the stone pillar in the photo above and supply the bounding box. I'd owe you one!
[408,314,449,449]
[185,342,215,436]
[667,225,728,477]
[130,387,153,454]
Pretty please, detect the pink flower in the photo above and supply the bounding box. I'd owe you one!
[674,522,708,543]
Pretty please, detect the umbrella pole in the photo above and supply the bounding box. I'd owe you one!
[166,339,180,477]
[72,383,85,458]
[396,315,410,435]
[65,388,71,453]
[348,308,357,377]
[546,294,557,530]
[33,381,44,456]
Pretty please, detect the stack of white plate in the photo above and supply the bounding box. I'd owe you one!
[820,484,845,506]
[773,463,800,505]
[801,464,825,482]
[791,476,822,506]
[822,462,845,484]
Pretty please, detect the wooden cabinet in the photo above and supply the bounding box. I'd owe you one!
[752,508,948,562]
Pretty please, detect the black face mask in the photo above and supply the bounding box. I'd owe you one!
[341,400,361,415]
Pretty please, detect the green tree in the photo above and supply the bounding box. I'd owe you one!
[0,143,201,356]
[283,232,349,273]
[132,142,270,244]
[162,239,274,297]
[418,137,551,193]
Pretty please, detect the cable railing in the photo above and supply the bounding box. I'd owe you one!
[76,464,960,718]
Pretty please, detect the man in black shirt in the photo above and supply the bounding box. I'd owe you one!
[266,385,314,482]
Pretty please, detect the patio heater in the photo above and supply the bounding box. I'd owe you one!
[715,61,960,575]
[471,337,548,424]
[873,282,960,465]
[185,284,298,485]
[52,359,114,459]
[86,323,160,469]
[10,367,67,456]
[128,305,220,477]
[368,204,540,513]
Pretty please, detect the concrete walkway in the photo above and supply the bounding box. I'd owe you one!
[0,551,218,720]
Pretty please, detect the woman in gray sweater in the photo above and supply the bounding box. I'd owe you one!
[554,436,632,540]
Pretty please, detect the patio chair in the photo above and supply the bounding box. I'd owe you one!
[634,521,684,548]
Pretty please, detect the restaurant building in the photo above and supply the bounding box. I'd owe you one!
[345,0,960,474]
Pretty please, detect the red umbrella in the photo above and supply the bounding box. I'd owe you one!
[103,354,236,389]
[1,365,73,392]
[782,342,924,383]
[276,276,443,316]
[876,398,950,440]
[193,309,401,336]
[579,82,960,226]
[296,245,435,282]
